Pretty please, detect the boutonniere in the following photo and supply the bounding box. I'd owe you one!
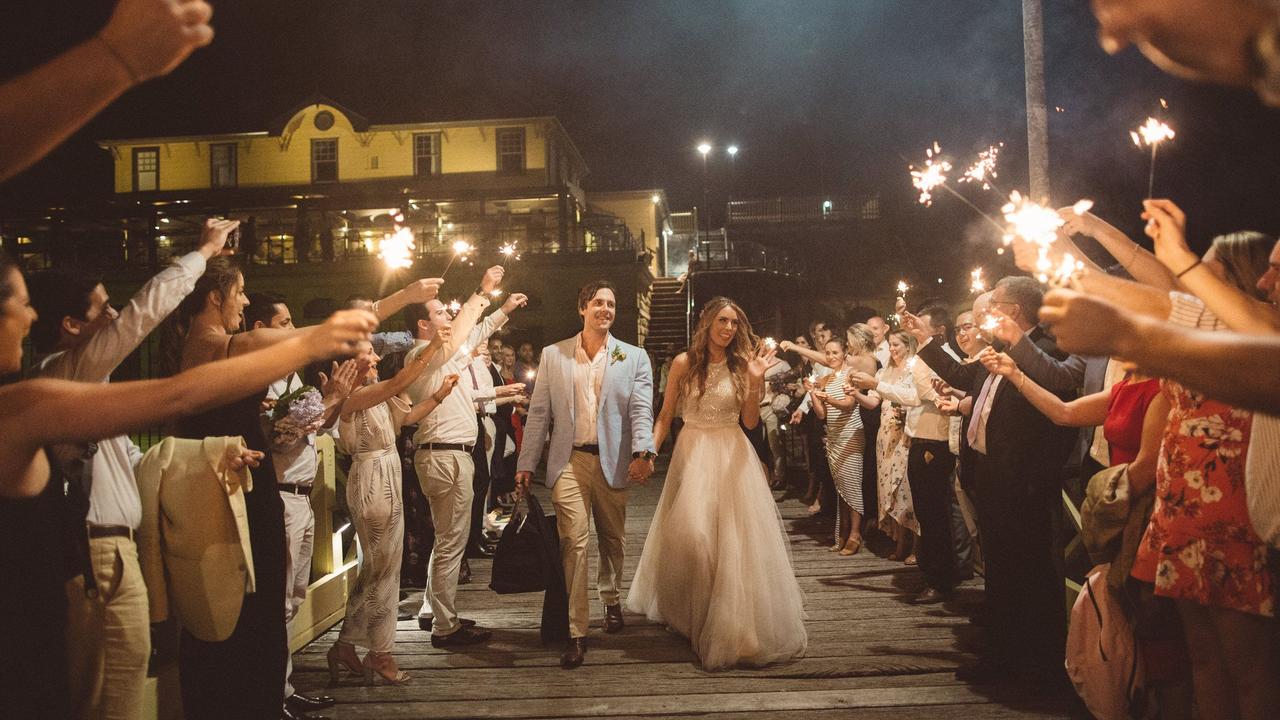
[610,345,627,365]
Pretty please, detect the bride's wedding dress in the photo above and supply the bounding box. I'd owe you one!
[627,360,807,670]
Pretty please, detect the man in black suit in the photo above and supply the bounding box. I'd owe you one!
[908,276,1078,685]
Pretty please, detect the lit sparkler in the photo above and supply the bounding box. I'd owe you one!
[1048,252,1085,288]
[958,143,1003,191]
[969,268,986,294]
[1130,116,1175,198]
[763,337,777,350]
[441,239,473,277]
[896,280,910,298]
[378,226,415,270]
[1001,191,1094,283]
[447,299,462,314]
[499,241,520,260]
[525,369,537,381]
[909,142,952,206]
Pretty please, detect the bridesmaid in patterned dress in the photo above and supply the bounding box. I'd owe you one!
[327,336,458,685]
[858,330,920,564]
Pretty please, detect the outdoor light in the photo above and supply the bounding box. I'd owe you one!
[697,142,712,156]
[726,145,739,156]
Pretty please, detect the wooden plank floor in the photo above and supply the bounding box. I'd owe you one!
[292,463,1087,719]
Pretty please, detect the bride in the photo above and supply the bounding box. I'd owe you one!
[627,297,807,670]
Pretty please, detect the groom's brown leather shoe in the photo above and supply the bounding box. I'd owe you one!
[560,638,587,669]
[604,604,624,634]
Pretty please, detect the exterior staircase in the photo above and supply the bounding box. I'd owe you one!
[645,277,689,358]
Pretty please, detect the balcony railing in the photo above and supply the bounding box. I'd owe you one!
[726,195,881,224]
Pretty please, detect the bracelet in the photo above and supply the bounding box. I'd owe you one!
[95,34,140,84]
[1016,371,1026,391]
[1175,258,1202,280]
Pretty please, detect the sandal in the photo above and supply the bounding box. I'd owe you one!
[903,554,918,566]
[363,651,410,685]
[839,538,862,556]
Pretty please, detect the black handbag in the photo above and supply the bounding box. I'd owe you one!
[489,494,558,594]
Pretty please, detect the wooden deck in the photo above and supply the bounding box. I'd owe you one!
[290,464,1087,719]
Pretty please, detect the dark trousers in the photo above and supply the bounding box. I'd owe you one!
[948,469,975,578]
[974,457,1065,667]
[178,484,287,720]
[468,415,493,552]
[907,439,957,592]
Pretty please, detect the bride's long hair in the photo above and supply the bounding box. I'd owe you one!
[678,296,758,405]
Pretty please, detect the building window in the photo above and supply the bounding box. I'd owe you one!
[414,133,440,177]
[210,143,237,188]
[311,139,338,183]
[496,127,525,174]
[133,147,159,192]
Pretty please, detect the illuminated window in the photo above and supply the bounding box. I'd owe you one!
[414,133,441,176]
[311,139,338,183]
[496,128,525,174]
[133,147,159,192]
[210,143,237,188]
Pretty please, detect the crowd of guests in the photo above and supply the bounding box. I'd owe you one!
[3,0,1280,719]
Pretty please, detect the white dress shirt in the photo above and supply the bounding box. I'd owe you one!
[406,298,507,446]
[572,333,609,445]
[874,354,952,442]
[36,251,206,529]
[874,339,890,369]
[468,357,498,415]
[263,372,339,487]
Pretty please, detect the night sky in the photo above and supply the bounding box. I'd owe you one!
[3,0,1279,256]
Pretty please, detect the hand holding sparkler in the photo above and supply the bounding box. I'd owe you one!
[978,348,1019,378]
[1141,199,1199,275]
[500,292,529,315]
[848,370,878,391]
[479,265,505,295]
[896,308,931,346]
[982,308,1023,345]
[401,277,444,304]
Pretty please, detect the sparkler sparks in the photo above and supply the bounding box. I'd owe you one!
[440,239,474,277]
[525,370,537,381]
[499,241,520,260]
[896,280,910,297]
[763,337,777,350]
[1131,116,1176,198]
[909,142,952,206]
[970,268,986,294]
[378,227,416,270]
[1048,252,1086,288]
[1001,192,1095,284]
[958,144,1002,190]
[447,300,462,314]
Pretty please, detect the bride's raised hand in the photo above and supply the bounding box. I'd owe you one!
[747,341,778,381]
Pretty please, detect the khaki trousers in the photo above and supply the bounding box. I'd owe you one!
[552,450,629,638]
[414,449,474,636]
[65,535,150,720]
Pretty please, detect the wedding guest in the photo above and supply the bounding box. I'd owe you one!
[854,330,920,563]
[809,336,869,555]
[407,267,526,645]
[328,332,457,685]
[27,218,234,720]
[0,251,374,719]
[867,315,890,367]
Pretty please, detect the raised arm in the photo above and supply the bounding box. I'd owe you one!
[341,335,445,418]
[984,310,1086,392]
[0,0,213,182]
[1060,207,1177,290]
[978,349,1108,427]
[371,278,444,322]
[1041,289,1280,414]
[0,309,376,497]
[778,340,828,367]
[1143,198,1280,335]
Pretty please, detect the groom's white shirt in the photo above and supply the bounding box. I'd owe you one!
[518,332,655,489]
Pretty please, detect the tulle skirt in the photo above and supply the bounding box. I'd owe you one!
[627,422,807,670]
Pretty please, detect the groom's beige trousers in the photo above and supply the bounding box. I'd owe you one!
[552,449,629,638]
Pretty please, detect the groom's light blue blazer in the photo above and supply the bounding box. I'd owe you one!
[517,334,655,489]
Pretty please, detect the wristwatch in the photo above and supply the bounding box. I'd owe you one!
[633,450,656,462]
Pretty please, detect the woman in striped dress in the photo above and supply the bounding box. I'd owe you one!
[811,335,874,555]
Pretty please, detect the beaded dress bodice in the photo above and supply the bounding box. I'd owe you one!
[681,360,742,428]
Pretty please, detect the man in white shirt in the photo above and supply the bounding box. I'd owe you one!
[404,266,526,646]
[867,315,890,368]
[516,280,656,669]
[463,343,525,557]
[28,218,235,720]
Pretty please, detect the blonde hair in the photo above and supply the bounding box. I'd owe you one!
[846,324,876,355]
[1209,231,1275,300]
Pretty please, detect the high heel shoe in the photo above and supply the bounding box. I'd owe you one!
[363,651,410,685]
[327,641,362,684]
[840,538,862,556]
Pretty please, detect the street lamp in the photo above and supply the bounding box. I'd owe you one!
[726,144,739,202]
[697,142,712,260]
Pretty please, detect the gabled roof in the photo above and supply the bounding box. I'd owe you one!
[266,93,371,135]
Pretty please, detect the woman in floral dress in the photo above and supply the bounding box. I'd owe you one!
[854,330,919,564]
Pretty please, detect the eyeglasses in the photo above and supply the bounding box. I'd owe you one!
[989,300,1018,310]
[956,323,977,333]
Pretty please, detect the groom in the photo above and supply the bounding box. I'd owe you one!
[515,280,656,669]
